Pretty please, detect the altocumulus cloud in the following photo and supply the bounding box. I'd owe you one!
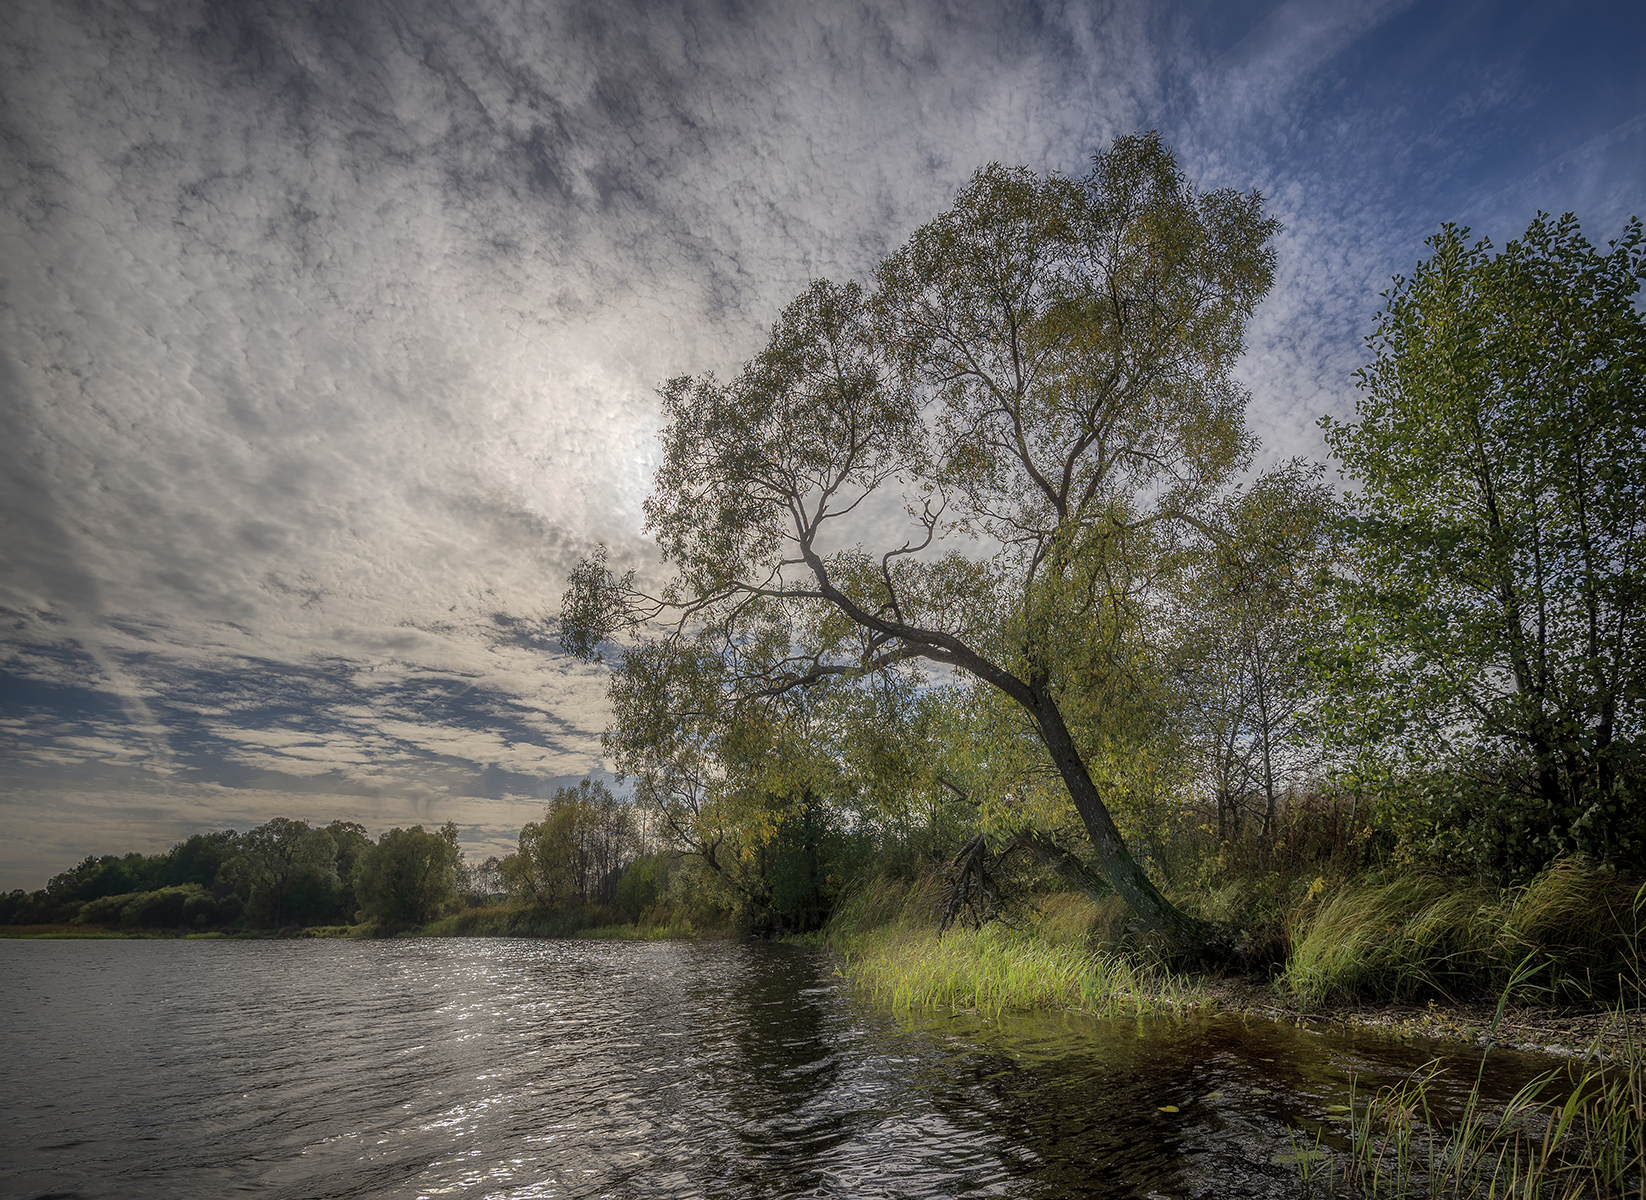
[1,0,1641,886]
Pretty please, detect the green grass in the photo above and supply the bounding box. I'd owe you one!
[838,922,1207,1018]
[823,875,1206,1019]
[1282,865,1644,1009]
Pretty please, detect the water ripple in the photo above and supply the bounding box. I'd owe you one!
[1,938,1558,1199]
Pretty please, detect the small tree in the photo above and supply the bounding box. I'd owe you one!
[1322,213,1646,871]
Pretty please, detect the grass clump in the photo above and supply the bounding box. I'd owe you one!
[841,923,1205,1019]
[1283,876,1496,1008]
[1282,864,1643,1009]
[825,875,1205,1019]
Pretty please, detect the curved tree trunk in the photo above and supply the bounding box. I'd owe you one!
[1027,691,1211,956]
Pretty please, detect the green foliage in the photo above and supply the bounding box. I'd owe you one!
[571,132,1282,953]
[225,818,340,928]
[1322,213,1646,872]
[70,890,147,928]
[68,884,218,930]
[120,884,218,929]
[7,820,444,933]
[502,778,639,907]
[614,852,669,918]
[1283,875,1497,1007]
[325,821,372,919]
[1358,754,1589,879]
[353,825,459,927]
[156,831,238,890]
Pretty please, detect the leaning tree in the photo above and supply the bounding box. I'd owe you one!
[564,133,1278,954]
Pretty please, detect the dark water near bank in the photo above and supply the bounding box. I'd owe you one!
[1,938,1564,1199]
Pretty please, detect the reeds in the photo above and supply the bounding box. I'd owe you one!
[1292,903,1644,1200]
[1293,1023,1643,1198]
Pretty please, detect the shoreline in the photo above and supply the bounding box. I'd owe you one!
[1195,974,1643,1060]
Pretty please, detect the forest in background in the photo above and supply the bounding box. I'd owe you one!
[6,135,1643,1010]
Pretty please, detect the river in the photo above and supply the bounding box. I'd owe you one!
[1,937,1562,1199]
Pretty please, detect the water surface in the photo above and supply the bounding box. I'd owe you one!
[1,937,1561,1199]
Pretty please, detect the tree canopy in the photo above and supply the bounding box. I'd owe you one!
[353,824,461,926]
[1322,213,1646,872]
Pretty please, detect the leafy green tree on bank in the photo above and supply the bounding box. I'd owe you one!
[1322,213,1646,873]
[353,824,460,926]
[224,818,339,928]
[565,134,1279,955]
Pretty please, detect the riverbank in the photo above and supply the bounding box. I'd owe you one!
[1196,975,1646,1061]
[820,870,1645,1062]
[11,868,1641,1063]
[0,904,730,943]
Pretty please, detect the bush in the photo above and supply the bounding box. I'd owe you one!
[119,885,210,929]
[72,891,145,928]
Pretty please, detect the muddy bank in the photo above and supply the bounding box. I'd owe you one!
[1198,974,1644,1060]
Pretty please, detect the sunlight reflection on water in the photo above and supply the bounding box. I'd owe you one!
[1,937,1558,1199]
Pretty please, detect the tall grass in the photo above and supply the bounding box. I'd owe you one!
[1293,1012,1644,1198]
[840,923,1207,1018]
[1283,863,1642,1008]
[1283,877,1496,1007]
[825,875,1206,1018]
[1291,885,1645,1197]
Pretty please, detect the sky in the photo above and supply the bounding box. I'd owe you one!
[2,0,1642,890]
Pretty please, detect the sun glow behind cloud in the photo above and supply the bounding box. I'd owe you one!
[1,0,1641,886]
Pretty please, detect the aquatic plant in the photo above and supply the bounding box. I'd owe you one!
[1292,927,1644,1200]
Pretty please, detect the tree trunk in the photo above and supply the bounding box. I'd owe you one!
[1028,692,1211,956]
[1015,828,1111,904]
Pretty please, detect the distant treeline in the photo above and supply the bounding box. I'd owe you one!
[2,818,476,932]
[0,778,720,934]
